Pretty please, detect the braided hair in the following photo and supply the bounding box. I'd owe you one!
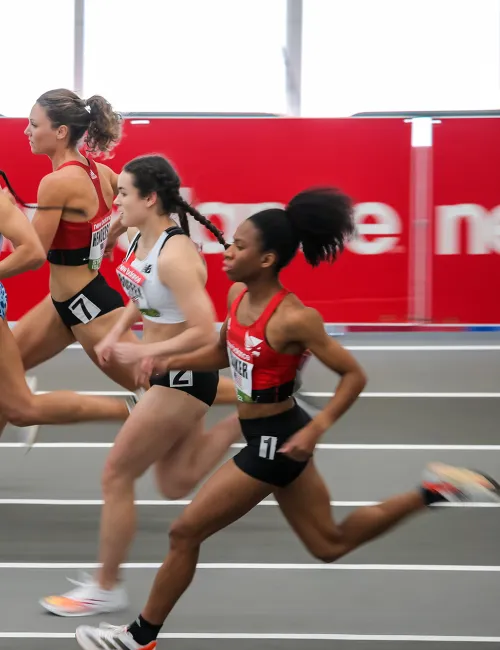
[123,155,227,248]
[0,170,85,215]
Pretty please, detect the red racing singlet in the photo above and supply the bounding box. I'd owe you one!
[226,288,310,403]
[47,157,112,270]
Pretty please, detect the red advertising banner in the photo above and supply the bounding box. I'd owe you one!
[432,117,500,324]
[0,117,412,323]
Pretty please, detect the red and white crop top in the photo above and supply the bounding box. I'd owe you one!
[47,157,112,270]
[226,288,310,403]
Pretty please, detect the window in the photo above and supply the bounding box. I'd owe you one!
[0,0,74,116]
[83,0,287,114]
[301,0,500,116]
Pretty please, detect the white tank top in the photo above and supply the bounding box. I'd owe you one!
[116,227,186,324]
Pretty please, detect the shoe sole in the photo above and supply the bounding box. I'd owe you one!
[40,598,128,617]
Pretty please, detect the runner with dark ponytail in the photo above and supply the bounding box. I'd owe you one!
[74,184,500,649]
[41,153,241,618]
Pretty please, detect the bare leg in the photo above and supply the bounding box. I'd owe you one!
[0,318,129,428]
[96,387,207,590]
[154,411,241,499]
[274,461,428,562]
[144,460,271,623]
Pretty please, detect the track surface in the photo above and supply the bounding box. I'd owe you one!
[1,332,499,649]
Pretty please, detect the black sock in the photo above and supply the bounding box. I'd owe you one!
[128,614,163,645]
[420,485,447,506]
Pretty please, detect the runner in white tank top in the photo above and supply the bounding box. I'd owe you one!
[40,154,242,618]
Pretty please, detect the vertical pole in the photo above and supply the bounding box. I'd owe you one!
[408,117,434,322]
[284,0,303,115]
[74,0,85,96]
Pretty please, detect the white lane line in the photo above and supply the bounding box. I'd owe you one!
[1,562,500,571]
[0,498,496,508]
[32,390,500,398]
[2,442,500,451]
[2,632,500,641]
[302,392,500,398]
[65,342,500,351]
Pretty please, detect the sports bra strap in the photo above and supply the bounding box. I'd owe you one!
[255,288,290,327]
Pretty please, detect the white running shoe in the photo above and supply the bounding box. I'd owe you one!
[40,572,128,617]
[422,462,500,503]
[13,376,40,453]
[76,623,157,649]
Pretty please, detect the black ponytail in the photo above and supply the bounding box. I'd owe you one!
[248,187,355,272]
[286,188,355,267]
[0,171,86,215]
[124,154,228,249]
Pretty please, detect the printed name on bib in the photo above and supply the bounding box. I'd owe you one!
[228,348,254,403]
[88,215,112,270]
[116,260,160,317]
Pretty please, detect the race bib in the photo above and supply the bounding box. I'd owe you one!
[88,215,112,271]
[116,260,152,315]
[228,348,254,403]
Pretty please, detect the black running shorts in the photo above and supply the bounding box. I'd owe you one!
[233,401,312,488]
[52,273,125,329]
[149,369,219,407]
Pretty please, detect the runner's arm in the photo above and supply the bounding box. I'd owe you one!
[105,299,142,340]
[149,282,244,371]
[166,318,230,371]
[287,307,367,441]
[0,193,45,279]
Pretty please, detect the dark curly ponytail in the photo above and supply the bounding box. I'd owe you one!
[248,187,355,272]
[123,154,227,248]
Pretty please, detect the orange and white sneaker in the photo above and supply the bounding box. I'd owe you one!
[76,623,157,650]
[422,462,500,504]
[40,572,128,617]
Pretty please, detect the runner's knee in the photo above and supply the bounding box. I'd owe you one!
[101,453,137,496]
[5,399,37,427]
[169,513,205,549]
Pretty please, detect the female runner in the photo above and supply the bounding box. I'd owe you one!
[1,87,235,441]
[0,190,150,438]
[74,186,500,649]
[40,154,241,617]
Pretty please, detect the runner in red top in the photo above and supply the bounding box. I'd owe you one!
[1,88,237,445]
[76,187,500,650]
[0,89,145,445]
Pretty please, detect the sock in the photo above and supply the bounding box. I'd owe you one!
[420,484,447,506]
[128,614,163,645]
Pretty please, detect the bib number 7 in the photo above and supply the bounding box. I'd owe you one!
[68,294,102,324]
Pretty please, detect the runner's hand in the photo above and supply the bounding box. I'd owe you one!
[278,429,315,462]
[95,335,119,365]
[111,341,145,365]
